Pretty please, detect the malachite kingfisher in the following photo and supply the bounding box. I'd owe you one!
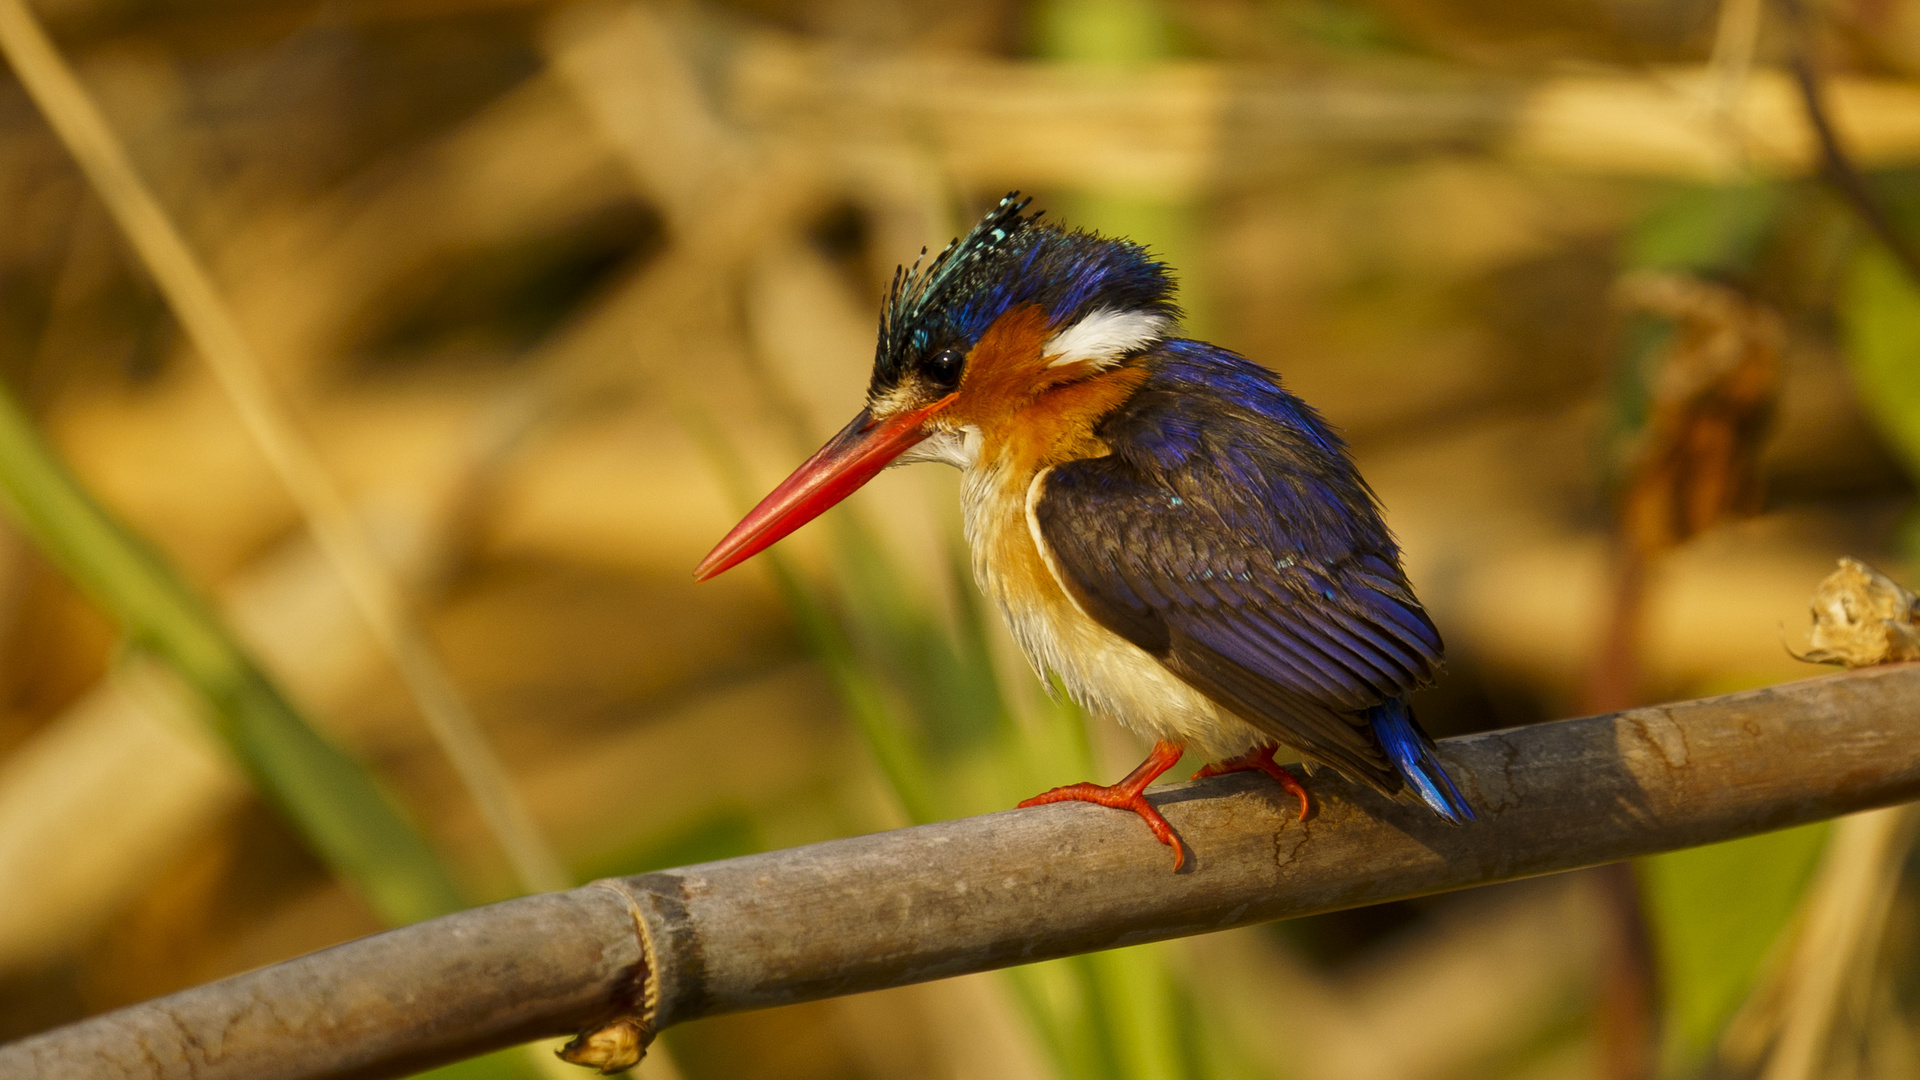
[696,194,1473,870]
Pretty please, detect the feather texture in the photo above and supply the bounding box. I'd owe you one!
[1031,341,1456,802]
[856,196,1470,822]
[870,193,1179,396]
[1043,308,1173,369]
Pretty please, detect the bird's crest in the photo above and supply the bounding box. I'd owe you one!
[875,194,1041,382]
[870,192,1181,393]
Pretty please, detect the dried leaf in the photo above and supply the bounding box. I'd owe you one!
[1796,558,1920,669]
[558,1017,651,1075]
[1615,271,1783,558]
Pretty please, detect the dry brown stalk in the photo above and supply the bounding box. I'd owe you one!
[1584,272,1784,1080]
[1736,560,1920,1080]
[1773,0,1920,284]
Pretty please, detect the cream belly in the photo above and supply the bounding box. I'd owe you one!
[959,457,1269,761]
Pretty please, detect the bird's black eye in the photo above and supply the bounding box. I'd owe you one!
[923,349,965,389]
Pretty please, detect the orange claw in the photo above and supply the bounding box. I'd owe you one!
[1194,743,1311,822]
[1018,740,1188,871]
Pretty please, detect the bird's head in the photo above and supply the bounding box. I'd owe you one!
[695,193,1179,581]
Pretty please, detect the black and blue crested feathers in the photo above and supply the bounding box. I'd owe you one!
[1032,341,1471,820]
[871,192,1181,392]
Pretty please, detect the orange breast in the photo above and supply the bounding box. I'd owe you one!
[954,305,1154,656]
[958,443,1258,758]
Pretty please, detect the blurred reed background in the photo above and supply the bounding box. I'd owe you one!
[2,0,1920,1078]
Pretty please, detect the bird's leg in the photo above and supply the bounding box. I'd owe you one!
[1017,740,1189,871]
[1194,743,1311,822]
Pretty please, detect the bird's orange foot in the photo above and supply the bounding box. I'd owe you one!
[1017,740,1187,871]
[1194,743,1311,822]
[1019,783,1185,870]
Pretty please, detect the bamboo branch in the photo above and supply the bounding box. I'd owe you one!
[5,663,1919,1080]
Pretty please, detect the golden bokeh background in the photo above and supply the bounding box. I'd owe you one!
[2,0,1919,1078]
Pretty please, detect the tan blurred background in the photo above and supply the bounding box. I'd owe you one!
[1,0,1919,1077]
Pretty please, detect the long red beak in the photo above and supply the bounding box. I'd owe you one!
[694,394,956,582]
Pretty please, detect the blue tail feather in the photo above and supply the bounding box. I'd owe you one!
[1367,698,1475,824]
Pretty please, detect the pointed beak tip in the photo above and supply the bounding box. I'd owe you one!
[691,546,736,583]
[688,395,955,586]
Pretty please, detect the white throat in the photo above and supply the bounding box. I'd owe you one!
[898,424,983,470]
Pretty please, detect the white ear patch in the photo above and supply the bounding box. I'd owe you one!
[1043,308,1170,370]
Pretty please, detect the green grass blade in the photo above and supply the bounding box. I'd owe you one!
[0,380,465,926]
[1639,823,1830,1071]
[676,400,944,823]
[1625,182,1784,275]
[765,552,946,823]
[1004,959,1118,1080]
[1087,945,1186,1080]
[1842,241,1920,478]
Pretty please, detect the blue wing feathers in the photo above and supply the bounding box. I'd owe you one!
[1035,341,1473,817]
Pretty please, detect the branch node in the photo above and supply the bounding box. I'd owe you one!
[557,880,664,1072]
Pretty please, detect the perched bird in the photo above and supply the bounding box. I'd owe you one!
[696,194,1473,869]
